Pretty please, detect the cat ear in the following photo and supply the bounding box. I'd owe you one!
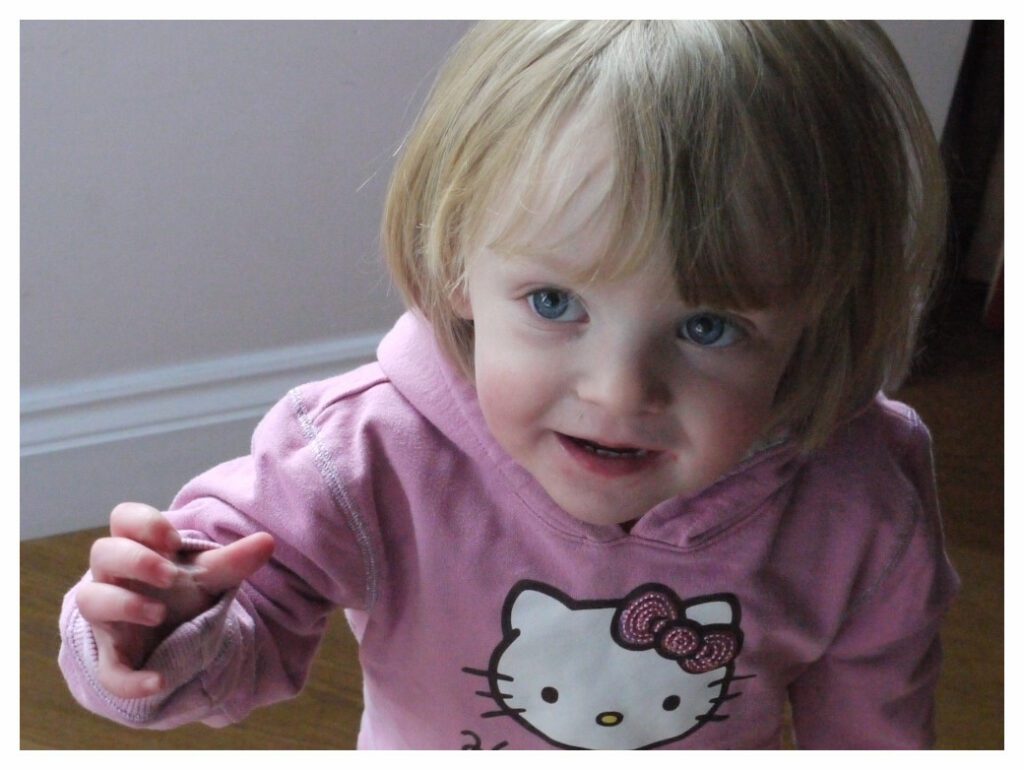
[684,599,734,626]
[509,586,571,634]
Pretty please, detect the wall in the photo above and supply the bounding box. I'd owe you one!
[20,21,970,538]
[21,21,473,537]
[879,20,971,138]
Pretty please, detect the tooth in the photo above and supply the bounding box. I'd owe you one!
[588,443,646,459]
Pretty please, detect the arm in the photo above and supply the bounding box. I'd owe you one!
[58,384,377,729]
[788,419,960,748]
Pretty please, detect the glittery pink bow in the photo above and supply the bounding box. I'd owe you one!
[613,589,740,674]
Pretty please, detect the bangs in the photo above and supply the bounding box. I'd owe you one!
[603,21,830,314]
[484,150,792,313]
[479,39,811,314]
[481,109,672,291]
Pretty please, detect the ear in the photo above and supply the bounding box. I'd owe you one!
[450,284,473,320]
[508,585,570,635]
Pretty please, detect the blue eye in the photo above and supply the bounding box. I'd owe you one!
[680,313,743,347]
[528,289,586,322]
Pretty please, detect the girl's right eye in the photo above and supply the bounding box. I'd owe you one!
[527,289,587,322]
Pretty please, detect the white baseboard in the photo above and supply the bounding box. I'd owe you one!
[20,330,385,539]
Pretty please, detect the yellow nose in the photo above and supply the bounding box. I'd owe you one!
[596,711,624,727]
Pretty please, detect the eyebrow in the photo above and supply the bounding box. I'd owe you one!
[487,244,619,291]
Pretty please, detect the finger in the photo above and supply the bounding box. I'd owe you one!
[90,537,179,589]
[97,665,165,700]
[190,532,275,594]
[76,581,168,627]
[109,502,182,555]
[93,633,166,699]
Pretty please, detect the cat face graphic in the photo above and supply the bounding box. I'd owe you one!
[467,581,745,750]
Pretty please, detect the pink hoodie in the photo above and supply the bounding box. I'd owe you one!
[59,311,959,749]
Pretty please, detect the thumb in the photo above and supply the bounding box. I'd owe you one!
[189,532,275,595]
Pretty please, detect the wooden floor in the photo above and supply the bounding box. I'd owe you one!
[21,281,1003,749]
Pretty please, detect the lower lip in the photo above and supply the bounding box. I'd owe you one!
[555,434,662,479]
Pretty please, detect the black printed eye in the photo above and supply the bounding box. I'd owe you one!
[541,686,559,703]
[662,695,681,711]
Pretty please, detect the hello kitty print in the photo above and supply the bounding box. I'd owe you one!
[463,580,750,749]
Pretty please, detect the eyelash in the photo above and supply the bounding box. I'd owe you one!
[524,289,746,348]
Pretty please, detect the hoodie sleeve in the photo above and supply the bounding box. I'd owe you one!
[57,372,386,729]
[787,414,960,749]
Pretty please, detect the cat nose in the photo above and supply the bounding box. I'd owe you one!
[596,711,624,727]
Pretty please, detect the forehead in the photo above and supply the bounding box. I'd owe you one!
[469,107,800,312]
[477,111,623,267]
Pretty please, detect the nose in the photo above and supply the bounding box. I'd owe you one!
[575,341,671,415]
[596,711,624,727]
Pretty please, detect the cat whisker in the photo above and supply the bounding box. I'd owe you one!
[461,666,514,682]
[709,692,742,705]
[707,673,756,687]
[482,708,526,718]
[475,690,512,700]
[695,713,730,724]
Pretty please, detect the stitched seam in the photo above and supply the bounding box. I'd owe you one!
[845,503,919,619]
[68,603,159,723]
[288,386,378,610]
[842,422,924,620]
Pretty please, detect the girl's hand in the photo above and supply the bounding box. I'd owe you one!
[74,502,275,699]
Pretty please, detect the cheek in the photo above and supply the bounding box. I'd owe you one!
[681,373,779,458]
[476,369,520,425]
[714,397,774,444]
[694,347,793,426]
[473,346,558,446]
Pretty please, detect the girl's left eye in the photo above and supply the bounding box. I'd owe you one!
[679,313,744,347]
[527,289,587,322]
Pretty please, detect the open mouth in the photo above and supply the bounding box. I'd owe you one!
[568,436,650,459]
[555,433,662,479]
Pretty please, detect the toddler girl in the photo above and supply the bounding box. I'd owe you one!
[59,21,959,749]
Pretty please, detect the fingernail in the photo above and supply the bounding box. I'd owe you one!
[142,602,165,625]
[156,562,179,588]
[144,673,163,693]
[164,531,182,553]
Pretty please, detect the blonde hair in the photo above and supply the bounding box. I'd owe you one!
[383,21,946,452]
